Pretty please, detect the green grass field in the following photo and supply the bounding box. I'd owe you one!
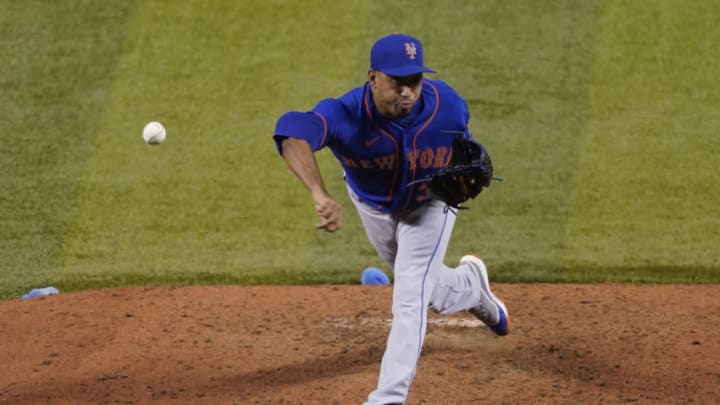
[1,0,719,299]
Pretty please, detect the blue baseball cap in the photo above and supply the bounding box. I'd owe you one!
[370,33,436,77]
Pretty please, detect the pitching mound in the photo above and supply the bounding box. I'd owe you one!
[1,284,718,404]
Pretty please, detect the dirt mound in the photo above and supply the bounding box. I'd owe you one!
[1,284,718,404]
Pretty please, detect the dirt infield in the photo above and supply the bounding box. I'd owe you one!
[1,284,718,404]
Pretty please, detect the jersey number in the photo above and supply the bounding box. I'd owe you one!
[416,183,432,203]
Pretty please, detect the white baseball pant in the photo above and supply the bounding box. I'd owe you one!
[349,187,484,405]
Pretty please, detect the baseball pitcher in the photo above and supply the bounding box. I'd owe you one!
[274,33,510,405]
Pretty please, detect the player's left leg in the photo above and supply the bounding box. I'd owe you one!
[364,199,456,405]
[462,255,511,336]
[427,261,481,314]
[429,255,511,336]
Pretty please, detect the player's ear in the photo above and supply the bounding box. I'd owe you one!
[368,69,377,86]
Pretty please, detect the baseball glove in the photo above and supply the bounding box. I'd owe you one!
[413,137,496,208]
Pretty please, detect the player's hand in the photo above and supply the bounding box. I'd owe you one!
[312,192,342,233]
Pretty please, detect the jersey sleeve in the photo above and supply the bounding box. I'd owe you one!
[448,83,472,139]
[273,97,349,156]
[462,100,472,140]
[273,111,328,155]
[431,79,472,140]
[451,89,472,140]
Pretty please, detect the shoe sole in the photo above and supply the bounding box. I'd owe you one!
[461,254,511,336]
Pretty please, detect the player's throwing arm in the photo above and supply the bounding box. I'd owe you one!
[280,137,342,232]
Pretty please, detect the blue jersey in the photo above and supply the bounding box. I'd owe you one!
[274,79,470,213]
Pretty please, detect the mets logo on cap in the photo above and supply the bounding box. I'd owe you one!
[404,42,417,60]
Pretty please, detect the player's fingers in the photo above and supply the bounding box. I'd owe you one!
[316,217,339,232]
[315,201,328,217]
[316,198,337,214]
[316,208,341,233]
[313,194,341,232]
[330,208,342,229]
[316,206,330,218]
[329,205,342,227]
[315,201,338,219]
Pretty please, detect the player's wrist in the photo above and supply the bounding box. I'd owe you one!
[310,187,331,201]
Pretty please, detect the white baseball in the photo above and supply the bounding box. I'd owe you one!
[143,121,166,145]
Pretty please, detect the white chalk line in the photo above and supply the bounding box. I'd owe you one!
[326,317,486,329]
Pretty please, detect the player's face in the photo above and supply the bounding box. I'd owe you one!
[369,70,423,119]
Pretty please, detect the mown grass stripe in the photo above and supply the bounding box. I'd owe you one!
[0,2,136,298]
[56,1,371,283]
[564,1,720,270]
[2,2,719,299]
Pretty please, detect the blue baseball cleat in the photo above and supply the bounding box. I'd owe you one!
[461,255,511,336]
[361,267,391,286]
